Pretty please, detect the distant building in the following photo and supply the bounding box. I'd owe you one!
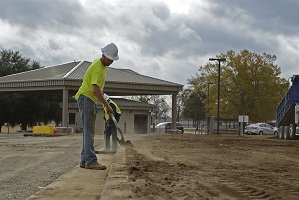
[0,60,183,134]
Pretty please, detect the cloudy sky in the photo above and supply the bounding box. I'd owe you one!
[0,0,298,85]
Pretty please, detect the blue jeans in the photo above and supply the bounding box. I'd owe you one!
[77,95,97,165]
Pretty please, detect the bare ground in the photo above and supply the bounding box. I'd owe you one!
[1,132,299,200]
[124,133,299,200]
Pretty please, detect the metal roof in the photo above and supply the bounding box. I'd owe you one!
[0,61,81,81]
[0,60,183,95]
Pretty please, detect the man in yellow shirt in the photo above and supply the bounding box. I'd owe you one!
[75,43,119,170]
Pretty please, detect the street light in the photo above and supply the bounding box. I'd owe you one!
[209,58,226,134]
[207,82,213,134]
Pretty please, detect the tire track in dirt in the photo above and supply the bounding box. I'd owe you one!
[125,147,262,199]
[211,154,299,200]
[124,134,299,199]
[217,173,299,200]
[218,179,275,199]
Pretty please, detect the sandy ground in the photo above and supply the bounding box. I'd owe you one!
[1,132,299,200]
[124,133,299,200]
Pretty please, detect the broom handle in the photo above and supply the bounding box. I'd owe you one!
[109,113,124,140]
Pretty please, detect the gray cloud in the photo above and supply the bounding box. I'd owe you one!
[152,3,170,20]
[0,0,84,30]
[210,0,299,35]
[48,39,62,51]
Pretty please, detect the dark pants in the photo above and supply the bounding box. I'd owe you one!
[104,117,119,151]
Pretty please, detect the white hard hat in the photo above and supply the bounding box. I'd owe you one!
[101,43,119,60]
[103,93,109,101]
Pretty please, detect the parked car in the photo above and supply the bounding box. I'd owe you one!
[155,122,184,134]
[244,123,278,135]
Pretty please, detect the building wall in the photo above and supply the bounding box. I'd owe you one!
[122,110,151,134]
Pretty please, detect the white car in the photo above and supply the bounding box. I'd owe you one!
[245,123,278,135]
[155,122,184,133]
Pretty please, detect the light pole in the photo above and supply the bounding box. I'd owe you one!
[209,58,226,134]
[207,82,213,134]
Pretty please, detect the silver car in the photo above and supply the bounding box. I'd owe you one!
[155,122,184,134]
[245,123,278,135]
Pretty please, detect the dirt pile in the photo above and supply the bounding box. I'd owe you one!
[123,134,299,200]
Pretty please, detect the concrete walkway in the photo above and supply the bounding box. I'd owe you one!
[27,147,130,200]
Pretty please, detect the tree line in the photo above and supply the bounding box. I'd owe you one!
[132,50,288,128]
[180,49,289,125]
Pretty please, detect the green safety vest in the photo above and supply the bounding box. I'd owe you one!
[103,99,121,120]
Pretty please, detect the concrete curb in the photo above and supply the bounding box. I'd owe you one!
[26,147,129,200]
[99,147,132,199]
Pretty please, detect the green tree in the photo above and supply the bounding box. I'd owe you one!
[190,49,288,123]
[180,87,205,129]
[11,94,62,130]
[0,49,40,76]
[126,95,171,123]
[125,95,151,103]
[39,95,62,126]
[0,93,14,132]
[151,95,171,123]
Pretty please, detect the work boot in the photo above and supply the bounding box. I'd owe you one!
[79,163,85,168]
[85,162,107,170]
